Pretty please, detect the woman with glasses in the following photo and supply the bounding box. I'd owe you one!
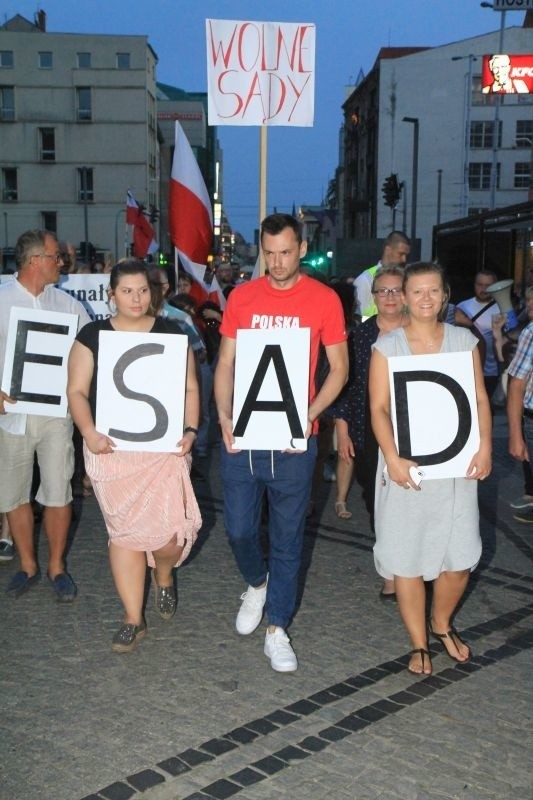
[369,262,491,676]
[330,266,406,596]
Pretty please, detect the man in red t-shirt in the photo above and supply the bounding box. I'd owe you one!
[215,214,348,672]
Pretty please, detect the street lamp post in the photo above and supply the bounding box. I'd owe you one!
[480,2,507,209]
[403,117,419,247]
[452,55,478,217]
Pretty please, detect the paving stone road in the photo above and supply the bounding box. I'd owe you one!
[1,413,532,800]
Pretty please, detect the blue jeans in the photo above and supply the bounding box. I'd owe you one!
[221,438,317,629]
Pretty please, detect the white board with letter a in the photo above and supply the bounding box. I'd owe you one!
[232,328,310,451]
[388,351,480,480]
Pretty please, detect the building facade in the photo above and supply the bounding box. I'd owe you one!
[0,13,158,261]
[341,25,533,265]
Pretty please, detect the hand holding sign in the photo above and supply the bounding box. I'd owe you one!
[0,389,16,414]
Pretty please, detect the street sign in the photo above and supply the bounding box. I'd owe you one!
[493,0,533,10]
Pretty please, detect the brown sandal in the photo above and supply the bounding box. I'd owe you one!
[408,648,432,675]
[429,624,471,663]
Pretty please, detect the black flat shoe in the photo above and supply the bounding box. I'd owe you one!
[153,572,176,621]
[111,620,147,653]
[429,624,471,663]
[379,590,396,602]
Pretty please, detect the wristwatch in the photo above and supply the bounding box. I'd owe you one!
[183,426,199,436]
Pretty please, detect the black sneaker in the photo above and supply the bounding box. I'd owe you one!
[512,508,533,524]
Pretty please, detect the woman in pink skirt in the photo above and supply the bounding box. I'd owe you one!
[67,260,201,652]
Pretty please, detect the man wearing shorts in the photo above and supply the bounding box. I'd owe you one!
[0,230,90,600]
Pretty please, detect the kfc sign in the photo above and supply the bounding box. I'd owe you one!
[206,19,316,126]
[482,54,533,94]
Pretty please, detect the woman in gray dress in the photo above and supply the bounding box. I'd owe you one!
[369,263,492,675]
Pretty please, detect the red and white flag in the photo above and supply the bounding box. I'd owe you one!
[168,122,213,287]
[126,191,158,258]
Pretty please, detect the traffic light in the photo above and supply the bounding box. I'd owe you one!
[149,204,159,223]
[382,174,401,208]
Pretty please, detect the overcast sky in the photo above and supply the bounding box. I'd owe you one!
[3,1,526,240]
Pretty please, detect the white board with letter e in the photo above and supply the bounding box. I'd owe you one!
[388,351,480,480]
[2,307,78,417]
[96,330,187,452]
[232,328,310,450]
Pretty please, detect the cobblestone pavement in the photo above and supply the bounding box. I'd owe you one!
[1,413,532,800]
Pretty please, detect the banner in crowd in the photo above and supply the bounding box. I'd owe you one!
[232,328,310,450]
[2,307,78,417]
[58,274,111,321]
[96,330,188,452]
[206,18,316,126]
[388,351,480,480]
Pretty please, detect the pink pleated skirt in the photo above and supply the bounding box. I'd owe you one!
[83,445,201,567]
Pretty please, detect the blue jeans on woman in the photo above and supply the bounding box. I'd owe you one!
[220,438,317,630]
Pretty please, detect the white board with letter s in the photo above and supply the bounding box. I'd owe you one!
[389,351,480,480]
[96,330,187,452]
[233,328,310,451]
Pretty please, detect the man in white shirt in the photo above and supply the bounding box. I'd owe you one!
[455,271,499,398]
[0,230,90,600]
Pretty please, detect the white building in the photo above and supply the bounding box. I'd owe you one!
[342,25,533,263]
[0,13,158,260]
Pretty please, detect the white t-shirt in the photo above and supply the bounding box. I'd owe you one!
[0,277,91,434]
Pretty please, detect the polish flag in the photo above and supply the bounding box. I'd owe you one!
[169,122,213,287]
[126,191,158,258]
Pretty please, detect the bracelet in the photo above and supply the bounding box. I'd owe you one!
[183,426,198,436]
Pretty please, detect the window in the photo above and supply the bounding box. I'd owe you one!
[470,121,501,149]
[77,52,91,68]
[76,87,92,121]
[41,212,57,234]
[514,162,531,189]
[468,163,500,190]
[116,52,130,69]
[0,86,15,120]
[0,51,14,68]
[39,51,53,69]
[516,120,533,148]
[2,168,18,201]
[39,128,55,161]
[471,76,496,107]
[78,167,94,201]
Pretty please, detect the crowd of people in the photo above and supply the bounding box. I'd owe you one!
[1,216,532,677]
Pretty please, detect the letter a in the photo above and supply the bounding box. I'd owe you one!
[233,344,304,438]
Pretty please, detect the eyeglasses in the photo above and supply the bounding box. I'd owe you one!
[32,252,62,265]
[373,287,402,297]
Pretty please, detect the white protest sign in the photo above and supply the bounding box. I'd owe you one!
[206,19,316,126]
[2,307,78,417]
[96,330,188,452]
[58,274,110,321]
[389,351,480,480]
[232,328,310,450]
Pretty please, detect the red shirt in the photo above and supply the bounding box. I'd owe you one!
[221,274,347,422]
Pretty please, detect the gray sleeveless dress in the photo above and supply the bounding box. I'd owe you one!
[372,324,482,581]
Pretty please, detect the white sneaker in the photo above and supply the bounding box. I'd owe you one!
[264,627,298,672]
[235,581,267,635]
